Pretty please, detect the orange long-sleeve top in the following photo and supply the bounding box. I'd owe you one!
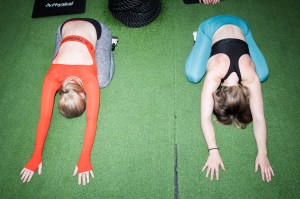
[25,35,100,173]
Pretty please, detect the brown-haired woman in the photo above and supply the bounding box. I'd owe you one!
[185,16,274,182]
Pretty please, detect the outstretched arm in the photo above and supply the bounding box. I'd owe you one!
[244,71,274,182]
[21,73,60,182]
[73,75,100,185]
[200,71,225,180]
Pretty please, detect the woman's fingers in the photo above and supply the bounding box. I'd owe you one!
[201,164,207,172]
[267,168,271,182]
[256,162,275,182]
[21,171,28,182]
[270,166,275,176]
[206,167,211,178]
[260,168,265,181]
[22,170,32,183]
[86,172,90,184]
[20,168,26,175]
[73,166,78,176]
[205,167,218,180]
[20,168,36,183]
[266,166,274,182]
[270,167,275,176]
[80,172,92,185]
[38,163,43,175]
[75,169,94,185]
[21,169,29,181]
[264,168,268,182]
[90,170,95,178]
[38,169,42,175]
[203,160,224,180]
[210,168,215,180]
[82,173,86,185]
[220,161,225,171]
[27,171,34,182]
[21,170,27,181]
[78,173,82,185]
[255,161,259,172]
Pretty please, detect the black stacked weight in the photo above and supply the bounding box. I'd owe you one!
[108,0,161,28]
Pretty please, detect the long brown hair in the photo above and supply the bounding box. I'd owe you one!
[212,85,252,129]
[58,76,86,118]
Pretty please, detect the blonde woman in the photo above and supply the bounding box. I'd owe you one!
[20,18,102,185]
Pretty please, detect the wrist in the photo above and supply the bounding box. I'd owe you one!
[77,159,92,173]
[208,147,219,155]
[257,150,267,156]
[208,147,219,152]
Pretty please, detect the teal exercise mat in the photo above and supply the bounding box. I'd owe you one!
[32,0,86,18]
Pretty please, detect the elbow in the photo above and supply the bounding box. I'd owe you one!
[251,113,266,127]
[201,116,212,128]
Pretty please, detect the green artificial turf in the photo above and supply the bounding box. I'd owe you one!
[0,0,299,198]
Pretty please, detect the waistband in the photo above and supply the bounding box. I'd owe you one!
[212,38,248,48]
[60,35,95,54]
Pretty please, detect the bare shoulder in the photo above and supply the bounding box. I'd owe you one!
[204,58,223,91]
[207,53,230,80]
[239,54,260,85]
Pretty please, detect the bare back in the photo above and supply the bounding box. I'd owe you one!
[208,25,257,85]
[52,21,97,65]
[212,24,246,44]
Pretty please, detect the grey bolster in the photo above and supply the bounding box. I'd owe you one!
[53,20,115,88]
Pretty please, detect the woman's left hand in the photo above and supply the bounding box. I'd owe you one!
[255,153,274,182]
[20,162,43,183]
[73,166,94,185]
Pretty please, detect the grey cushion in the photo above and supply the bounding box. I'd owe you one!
[53,20,115,88]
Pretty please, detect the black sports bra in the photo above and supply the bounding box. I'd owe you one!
[210,38,250,83]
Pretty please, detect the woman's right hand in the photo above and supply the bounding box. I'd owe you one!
[20,163,42,183]
[201,150,225,180]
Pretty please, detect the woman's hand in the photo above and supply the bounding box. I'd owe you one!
[202,0,220,4]
[255,153,274,182]
[20,163,42,183]
[73,166,94,186]
[202,150,225,180]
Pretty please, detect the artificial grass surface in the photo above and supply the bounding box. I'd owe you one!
[0,0,299,198]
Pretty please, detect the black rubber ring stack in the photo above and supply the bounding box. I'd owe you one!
[108,0,161,28]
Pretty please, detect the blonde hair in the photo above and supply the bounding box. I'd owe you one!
[212,85,252,129]
[58,76,86,118]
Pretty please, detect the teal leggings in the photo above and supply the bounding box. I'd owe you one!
[185,15,269,83]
